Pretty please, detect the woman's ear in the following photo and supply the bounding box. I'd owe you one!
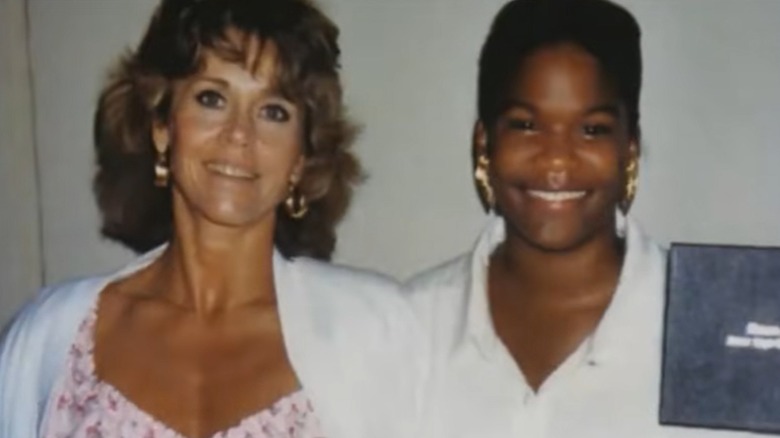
[152,119,170,155]
[290,155,306,185]
[473,120,496,212]
[473,120,488,159]
[628,140,640,162]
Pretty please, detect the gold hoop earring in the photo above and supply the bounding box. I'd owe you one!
[620,158,638,213]
[475,154,495,210]
[154,148,170,187]
[285,183,308,219]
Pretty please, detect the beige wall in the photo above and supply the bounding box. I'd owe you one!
[25,0,151,291]
[0,0,42,326]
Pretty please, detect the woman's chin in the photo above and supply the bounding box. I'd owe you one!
[509,220,596,253]
[177,201,278,232]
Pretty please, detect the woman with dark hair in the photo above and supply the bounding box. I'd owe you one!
[408,0,748,436]
[0,0,421,436]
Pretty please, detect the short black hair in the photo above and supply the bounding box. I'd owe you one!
[478,0,642,138]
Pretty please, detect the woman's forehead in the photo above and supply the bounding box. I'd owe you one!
[203,29,282,78]
[505,44,621,108]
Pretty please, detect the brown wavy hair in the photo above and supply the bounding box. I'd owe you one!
[93,0,360,260]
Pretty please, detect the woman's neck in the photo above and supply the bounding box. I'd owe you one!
[153,205,279,318]
[492,226,625,306]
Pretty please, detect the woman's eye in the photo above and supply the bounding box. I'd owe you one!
[195,90,225,109]
[260,104,291,122]
[583,123,614,138]
[507,118,536,132]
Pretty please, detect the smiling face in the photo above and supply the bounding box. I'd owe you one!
[479,43,637,252]
[153,38,305,231]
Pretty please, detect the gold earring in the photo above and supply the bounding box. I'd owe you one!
[285,183,308,219]
[154,148,170,187]
[475,154,495,210]
[620,158,638,213]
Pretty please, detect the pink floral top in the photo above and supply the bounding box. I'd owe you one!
[41,307,324,438]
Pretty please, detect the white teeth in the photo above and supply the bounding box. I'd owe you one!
[527,190,586,202]
[206,162,255,179]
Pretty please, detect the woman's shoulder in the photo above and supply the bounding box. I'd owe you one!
[283,256,408,322]
[0,275,106,431]
[404,253,472,294]
[405,215,501,296]
[5,276,100,329]
[1,275,103,354]
[625,216,668,273]
[287,257,401,303]
[280,258,423,365]
[291,256,399,291]
[6,247,166,339]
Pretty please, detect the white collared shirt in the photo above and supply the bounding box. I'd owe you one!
[407,214,755,438]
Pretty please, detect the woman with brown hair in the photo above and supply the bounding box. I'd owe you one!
[0,1,421,437]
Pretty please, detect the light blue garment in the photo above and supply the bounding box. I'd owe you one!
[0,275,104,437]
[0,247,425,438]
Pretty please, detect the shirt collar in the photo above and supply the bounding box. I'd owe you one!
[462,212,505,358]
[461,211,665,364]
[587,214,666,365]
